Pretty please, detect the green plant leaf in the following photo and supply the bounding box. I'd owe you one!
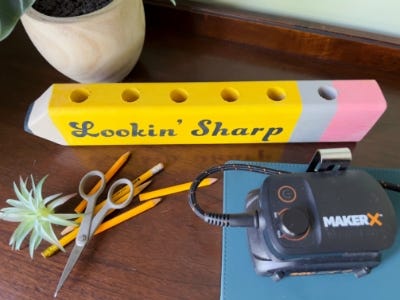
[0,0,36,41]
[46,214,78,227]
[13,179,33,209]
[11,220,34,250]
[47,193,77,210]
[28,229,41,258]
[31,175,45,207]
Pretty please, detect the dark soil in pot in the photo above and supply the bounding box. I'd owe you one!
[32,0,113,17]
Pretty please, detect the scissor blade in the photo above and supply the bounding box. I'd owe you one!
[54,245,84,297]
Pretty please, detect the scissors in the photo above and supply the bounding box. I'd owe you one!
[54,170,134,297]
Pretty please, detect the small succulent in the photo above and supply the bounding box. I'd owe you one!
[0,175,80,258]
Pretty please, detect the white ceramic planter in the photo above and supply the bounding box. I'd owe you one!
[20,0,145,83]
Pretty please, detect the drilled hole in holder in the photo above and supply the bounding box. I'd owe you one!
[70,88,90,103]
[221,87,239,102]
[170,88,188,103]
[318,86,338,100]
[267,87,286,101]
[121,88,140,102]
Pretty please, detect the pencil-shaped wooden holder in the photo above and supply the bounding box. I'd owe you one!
[25,80,387,145]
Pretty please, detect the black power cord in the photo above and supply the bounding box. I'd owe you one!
[188,163,290,228]
[379,180,400,192]
[189,163,400,228]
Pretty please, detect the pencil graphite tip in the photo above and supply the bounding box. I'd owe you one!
[122,151,132,159]
[137,180,152,191]
[152,198,163,205]
[197,177,218,187]
[132,180,152,197]
[206,178,218,185]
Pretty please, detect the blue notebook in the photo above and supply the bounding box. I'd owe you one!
[221,162,400,300]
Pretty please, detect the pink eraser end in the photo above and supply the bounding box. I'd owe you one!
[320,80,386,141]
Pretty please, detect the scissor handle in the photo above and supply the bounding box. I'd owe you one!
[76,170,106,247]
[105,178,135,209]
[88,178,135,237]
[79,170,106,201]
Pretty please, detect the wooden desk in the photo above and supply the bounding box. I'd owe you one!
[0,3,399,299]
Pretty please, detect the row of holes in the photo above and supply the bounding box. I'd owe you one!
[69,86,338,104]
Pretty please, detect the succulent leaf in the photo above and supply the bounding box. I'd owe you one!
[46,214,78,227]
[47,193,76,210]
[29,229,41,258]
[43,192,63,205]
[12,220,33,250]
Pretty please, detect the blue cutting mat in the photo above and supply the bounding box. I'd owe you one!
[221,162,400,300]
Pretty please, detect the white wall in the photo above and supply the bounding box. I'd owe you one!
[189,0,400,38]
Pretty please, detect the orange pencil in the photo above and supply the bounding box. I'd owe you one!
[139,178,218,201]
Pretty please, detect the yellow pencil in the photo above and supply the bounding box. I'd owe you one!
[132,163,164,187]
[139,178,218,201]
[96,198,162,235]
[74,151,131,213]
[42,198,162,258]
[60,180,152,236]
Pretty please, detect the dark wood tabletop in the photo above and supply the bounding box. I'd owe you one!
[0,3,399,300]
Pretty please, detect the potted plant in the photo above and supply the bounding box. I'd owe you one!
[0,0,174,83]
